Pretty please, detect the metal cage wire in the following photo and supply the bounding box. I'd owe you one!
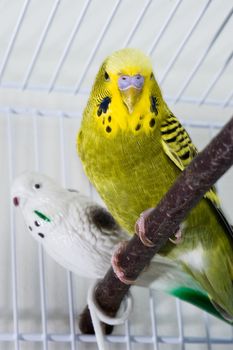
[0,1,233,349]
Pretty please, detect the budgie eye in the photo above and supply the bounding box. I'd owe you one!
[33,183,41,190]
[104,71,110,81]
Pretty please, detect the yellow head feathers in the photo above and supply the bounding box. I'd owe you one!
[105,48,153,76]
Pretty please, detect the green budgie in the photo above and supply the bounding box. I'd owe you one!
[77,48,233,322]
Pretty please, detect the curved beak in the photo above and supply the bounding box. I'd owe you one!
[120,87,142,114]
[118,74,144,114]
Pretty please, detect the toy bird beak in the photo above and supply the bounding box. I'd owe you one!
[118,74,144,114]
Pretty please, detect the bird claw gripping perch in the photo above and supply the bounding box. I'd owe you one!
[136,208,183,246]
[111,241,136,284]
[169,227,183,245]
[135,208,155,247]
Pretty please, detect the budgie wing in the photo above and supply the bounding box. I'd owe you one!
[160,114,219,206]
[160,114,233,239]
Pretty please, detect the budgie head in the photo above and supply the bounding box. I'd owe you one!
[11,172,71,242]
[85,48,164,135]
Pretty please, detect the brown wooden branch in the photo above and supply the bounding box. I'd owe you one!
[79,116,233,334]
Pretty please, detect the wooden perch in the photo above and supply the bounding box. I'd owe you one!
[79,116,233,335]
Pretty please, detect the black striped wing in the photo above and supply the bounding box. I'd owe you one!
[160,114,219,206]
[161,114,197,169]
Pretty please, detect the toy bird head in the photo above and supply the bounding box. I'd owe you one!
[11,172,66,208]
[86,48,165,135]
[11,172,71,240]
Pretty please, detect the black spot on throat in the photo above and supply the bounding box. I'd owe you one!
[97,96,111,116]
[149,118,156,128]
[38,233,45,238]
[135,124,141,131]
[106,126,112,133]
[35,221,40,227]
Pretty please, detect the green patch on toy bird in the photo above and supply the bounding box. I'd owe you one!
[34,210,51,222]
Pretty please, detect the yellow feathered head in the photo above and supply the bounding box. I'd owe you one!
[86,48,164,134]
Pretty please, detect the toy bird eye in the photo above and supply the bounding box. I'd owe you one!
[104,71,110,81]
[34,183,41,189]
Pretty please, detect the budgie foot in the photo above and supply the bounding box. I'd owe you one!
[136,208,183,246]
[135,208,155,247]
[111,241,135,284]
[169,228,183,245]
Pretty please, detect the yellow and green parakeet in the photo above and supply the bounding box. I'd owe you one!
[77,48,233,322]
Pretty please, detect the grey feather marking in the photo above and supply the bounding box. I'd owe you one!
[90,207,120,232]
[68,188,79,193]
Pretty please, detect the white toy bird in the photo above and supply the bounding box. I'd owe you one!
[12,171,127,279]
[11,172,233,323]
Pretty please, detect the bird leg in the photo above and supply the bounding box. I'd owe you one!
[135,208,155,247]
[111,241,135,284]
